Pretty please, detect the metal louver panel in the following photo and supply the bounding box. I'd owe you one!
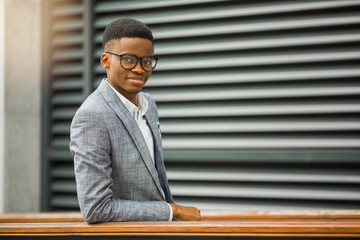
[43,0,88,210]
[43,0,360,211]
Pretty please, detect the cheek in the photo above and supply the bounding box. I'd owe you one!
[110,64,126,77]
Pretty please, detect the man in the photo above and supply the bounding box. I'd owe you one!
[70,18,201,223]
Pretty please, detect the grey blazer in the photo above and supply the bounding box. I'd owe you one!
[70,79,174,223]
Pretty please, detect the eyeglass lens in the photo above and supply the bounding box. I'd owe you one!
[121,54,156,71]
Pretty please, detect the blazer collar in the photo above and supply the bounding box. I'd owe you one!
[98,79,165,200]
[144,97,174,203]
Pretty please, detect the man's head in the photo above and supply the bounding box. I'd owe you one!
[102,18,154,52]
[101,18,155,104]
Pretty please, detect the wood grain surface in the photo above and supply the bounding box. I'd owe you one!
[0,210,359,237]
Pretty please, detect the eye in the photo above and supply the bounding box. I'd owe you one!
[143,58,153,66]
[123,56,135,63]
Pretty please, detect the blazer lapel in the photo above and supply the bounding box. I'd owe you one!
[98,80,165,200]
[145,111,174,203]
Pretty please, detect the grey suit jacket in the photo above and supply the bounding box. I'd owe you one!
[70,79,174,223]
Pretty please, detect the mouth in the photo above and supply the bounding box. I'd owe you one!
[127,76,146,85]
[128,75,145,81]
[128,79,145,85]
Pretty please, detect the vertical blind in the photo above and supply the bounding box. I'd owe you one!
[43,0,360,211]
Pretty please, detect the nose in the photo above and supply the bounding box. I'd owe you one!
[132,59,145,74]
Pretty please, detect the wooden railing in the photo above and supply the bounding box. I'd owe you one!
[0,210,360,239]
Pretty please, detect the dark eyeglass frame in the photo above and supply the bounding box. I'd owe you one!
[105,51,158,72]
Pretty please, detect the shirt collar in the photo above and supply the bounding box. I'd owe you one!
[105,79,148,120]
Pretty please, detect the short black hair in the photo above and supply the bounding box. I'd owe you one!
[102,18,154,50]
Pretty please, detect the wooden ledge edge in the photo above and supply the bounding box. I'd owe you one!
[202,209,360,220]
[1,233,360,237]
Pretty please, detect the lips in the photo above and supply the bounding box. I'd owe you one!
[127,75,145,81]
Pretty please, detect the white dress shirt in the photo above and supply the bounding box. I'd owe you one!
[106,80,173,220]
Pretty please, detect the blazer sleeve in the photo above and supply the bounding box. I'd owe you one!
[70,106,171,223]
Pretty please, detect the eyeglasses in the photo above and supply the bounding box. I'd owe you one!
[105,51,158,72]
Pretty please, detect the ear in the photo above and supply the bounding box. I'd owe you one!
[100,53,110,69]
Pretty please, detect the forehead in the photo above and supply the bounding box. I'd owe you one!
[110,37,154,56]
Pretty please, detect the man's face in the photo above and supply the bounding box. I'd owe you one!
[101,37,154,103]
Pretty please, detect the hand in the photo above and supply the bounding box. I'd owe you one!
[169,203,201,221]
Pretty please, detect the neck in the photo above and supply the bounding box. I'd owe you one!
[107,80,137,105]
[124,94,137,105]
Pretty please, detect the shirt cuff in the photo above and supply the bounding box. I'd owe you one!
[167,203,173,221]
